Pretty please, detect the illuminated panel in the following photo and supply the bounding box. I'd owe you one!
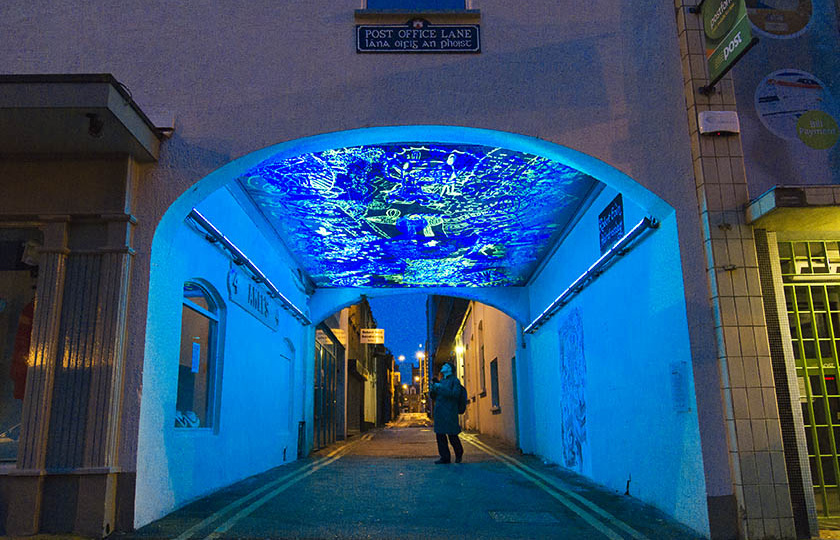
[240,144,597,287]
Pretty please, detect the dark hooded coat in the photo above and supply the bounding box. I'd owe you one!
[430,374,463,435]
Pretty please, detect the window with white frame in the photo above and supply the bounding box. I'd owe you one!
[176,281,222,428]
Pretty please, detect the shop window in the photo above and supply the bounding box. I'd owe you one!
[176,281,223,429]
[490,357,500,412]
[0,228,41,462]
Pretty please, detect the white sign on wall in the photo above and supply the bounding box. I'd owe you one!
[360,328,384,344]
[191,342,201,373]
[227,264,280,331]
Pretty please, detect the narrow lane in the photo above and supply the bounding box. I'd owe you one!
[122,415,704,539]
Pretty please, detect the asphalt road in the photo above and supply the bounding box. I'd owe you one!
[120,413,705,539]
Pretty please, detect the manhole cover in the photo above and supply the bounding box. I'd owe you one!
[489,511,559,524]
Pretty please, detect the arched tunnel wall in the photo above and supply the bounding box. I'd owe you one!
[136,187,311,526]
[135,123,721,533]
[522,187,709,534]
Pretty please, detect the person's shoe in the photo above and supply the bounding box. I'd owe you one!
[434,459,451,464]
[455,454,463,463]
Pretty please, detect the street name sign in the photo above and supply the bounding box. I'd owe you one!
[227,264,280,330]
[357,19,480,53]
[598,194,624,254]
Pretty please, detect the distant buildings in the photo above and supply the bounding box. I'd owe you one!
[319,299,395,444]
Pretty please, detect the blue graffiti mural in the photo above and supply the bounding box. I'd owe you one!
[240,144,596,287]
[559,308,586,472]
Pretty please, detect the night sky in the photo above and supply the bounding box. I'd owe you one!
[368,293,427,384]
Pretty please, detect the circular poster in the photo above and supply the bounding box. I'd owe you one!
[755,69,839,149]
[746,0,812,39]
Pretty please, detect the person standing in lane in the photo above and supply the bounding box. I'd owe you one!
[430,362,464,464]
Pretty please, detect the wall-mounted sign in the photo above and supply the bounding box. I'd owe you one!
[357,19,479,53]
[331,327,347,346]
[367,0,464,8]
[700,0,758,87]
[598,194,624,254]
[227,264,280,331]
[360,328,385,344]
[316,329,333,346]
[670,361,692,412]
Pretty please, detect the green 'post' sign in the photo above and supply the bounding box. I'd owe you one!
[699,0,757,88]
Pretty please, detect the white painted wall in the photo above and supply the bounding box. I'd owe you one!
[524,189,710,536]
[135,188,309,526]
[458,302,518,444]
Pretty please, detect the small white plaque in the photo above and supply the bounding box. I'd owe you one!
[191,342,201,373]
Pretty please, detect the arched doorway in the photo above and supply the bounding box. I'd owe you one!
[136,126,700,530]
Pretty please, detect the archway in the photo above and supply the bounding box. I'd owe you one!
[136,126,692,529]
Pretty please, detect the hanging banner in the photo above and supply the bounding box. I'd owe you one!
[700,0,758,87]
[360,328,385,344]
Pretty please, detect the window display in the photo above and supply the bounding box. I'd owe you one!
[176,281,222,429]
[0,228,41,461]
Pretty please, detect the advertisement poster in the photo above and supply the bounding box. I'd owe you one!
[733,0,840,197]
[755,70,839,149]
[747,0,813,38]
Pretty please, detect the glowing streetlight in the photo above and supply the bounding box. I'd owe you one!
[414,376,420,382]
[415,351,424,360]
[398,355,405,361]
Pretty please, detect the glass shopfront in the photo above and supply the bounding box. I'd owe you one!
[0,228,41,462]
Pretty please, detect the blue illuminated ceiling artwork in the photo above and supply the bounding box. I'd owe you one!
[239,144,598,287]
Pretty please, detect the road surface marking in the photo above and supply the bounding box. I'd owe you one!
[463,435,648,539]
[463,434,649,540]
[174,441,356,540]
[202,445,351,539]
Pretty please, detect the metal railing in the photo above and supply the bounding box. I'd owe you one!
[188,209,311,325]
[524,217,659,334]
